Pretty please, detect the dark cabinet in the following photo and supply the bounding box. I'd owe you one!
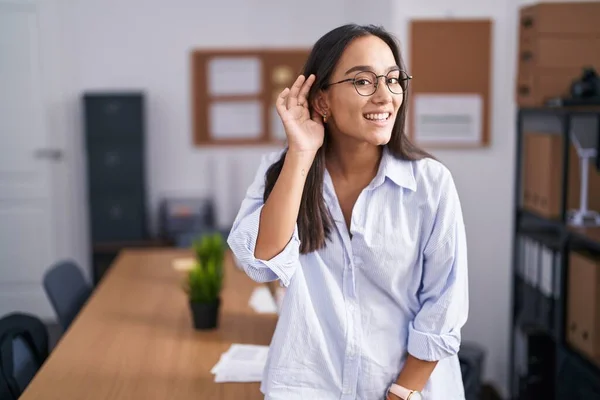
[83,92,150,283]
[84,94,144,142]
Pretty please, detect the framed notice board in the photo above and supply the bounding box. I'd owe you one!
[191,49,310,146]
[408,19,492,148]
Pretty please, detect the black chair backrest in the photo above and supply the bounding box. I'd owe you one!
[0,313,49,400]
[43,260,91,330]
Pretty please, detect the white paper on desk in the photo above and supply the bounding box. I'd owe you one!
[249,286,278,314]
[214,366,265,383]
[413,93,482,145]
[211,344,268,374]
[212,344,269,383]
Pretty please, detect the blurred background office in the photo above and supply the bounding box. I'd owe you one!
[2,0,600,399]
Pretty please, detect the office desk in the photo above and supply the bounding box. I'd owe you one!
[20,248,278,399]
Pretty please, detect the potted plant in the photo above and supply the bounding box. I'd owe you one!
[183,232,225,330]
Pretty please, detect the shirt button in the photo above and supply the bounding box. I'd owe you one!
[348,304,354,312]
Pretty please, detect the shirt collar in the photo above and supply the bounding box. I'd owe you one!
[371,146,417,191]
[323,146,418,202]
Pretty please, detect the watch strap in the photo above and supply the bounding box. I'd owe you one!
[388,383,412,399]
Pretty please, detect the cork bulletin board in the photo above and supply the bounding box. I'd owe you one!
[191,49,310,146]
[408,19,493,148]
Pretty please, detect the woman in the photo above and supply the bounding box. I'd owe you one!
[227,23,469,400]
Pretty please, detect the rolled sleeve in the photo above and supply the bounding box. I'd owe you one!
[227,204,301,286]
[408,168,469,362]
[226,150,302,287]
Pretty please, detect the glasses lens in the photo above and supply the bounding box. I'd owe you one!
[386,70,409,95]
[352,70,410,96]
[353,71,377,96]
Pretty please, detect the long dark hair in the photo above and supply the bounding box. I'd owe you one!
[263,24,432,254]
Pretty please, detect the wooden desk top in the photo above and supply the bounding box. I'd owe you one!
[20,248,278,399]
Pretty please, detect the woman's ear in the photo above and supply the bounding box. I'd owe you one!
[311,90,329,118]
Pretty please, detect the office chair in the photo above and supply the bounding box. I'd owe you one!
[0,312,49,399]
[43,261,92,330]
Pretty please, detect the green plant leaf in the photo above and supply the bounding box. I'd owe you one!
[184,231,226,304]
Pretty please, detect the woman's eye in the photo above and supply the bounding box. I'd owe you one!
[388,78,399,84]
[355,79,371,86]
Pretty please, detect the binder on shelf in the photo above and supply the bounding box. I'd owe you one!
[522,132,563,219]
[516,235,560,335]
[566,251,600,367]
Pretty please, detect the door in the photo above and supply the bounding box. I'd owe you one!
[0,1,63,320]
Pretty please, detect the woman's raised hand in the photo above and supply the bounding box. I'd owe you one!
[275,74,325,154]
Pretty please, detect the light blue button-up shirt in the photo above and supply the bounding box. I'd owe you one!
[227,146,469,400]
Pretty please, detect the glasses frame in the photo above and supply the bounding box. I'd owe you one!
[324,69,412,97]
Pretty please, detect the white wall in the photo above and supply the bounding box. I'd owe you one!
[54,0,528,397]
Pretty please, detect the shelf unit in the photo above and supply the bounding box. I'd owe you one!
[510,107,600,399]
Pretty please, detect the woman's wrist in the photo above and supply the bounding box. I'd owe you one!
[283,149,317,176]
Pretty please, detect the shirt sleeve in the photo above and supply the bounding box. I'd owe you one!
[226,150,302,287]
[407,167,469,362]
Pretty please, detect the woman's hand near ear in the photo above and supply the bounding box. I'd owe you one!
[276,74,324,154]
[253,75,322,262]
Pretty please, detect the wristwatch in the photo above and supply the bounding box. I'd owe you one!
[387,383,423,400]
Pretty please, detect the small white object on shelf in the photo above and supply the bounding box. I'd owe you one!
[567,132,600,227]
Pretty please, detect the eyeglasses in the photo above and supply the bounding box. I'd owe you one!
[324,70,412,96]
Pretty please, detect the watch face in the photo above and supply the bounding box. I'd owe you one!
[410,392,423,400]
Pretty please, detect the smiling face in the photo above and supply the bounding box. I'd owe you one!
[317,34,405,146]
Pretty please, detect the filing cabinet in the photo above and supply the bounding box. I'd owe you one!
[87,143,144,192]
[83,92,148,245]
[89,193,146,242]
[84,94,144,143]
